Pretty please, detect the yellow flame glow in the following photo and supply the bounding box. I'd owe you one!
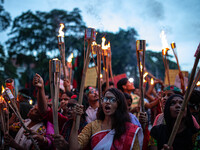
[29,99,33,105]
[101,37,109,50]
[58,23,65,37]
[67,53,74,63]
[100,74,103,78]
[0,85,5,103]
[197,81,200,86]
[1,85,5,94]
[160,30,170,55]
[151,78,154,85]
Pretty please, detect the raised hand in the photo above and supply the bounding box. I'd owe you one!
[33,73,44,89]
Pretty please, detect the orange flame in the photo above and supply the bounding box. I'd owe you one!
[101,37,109,50]
[58,23,65,37]
[197,81,200,86]
[1,85,5,94]
[143,72,148,82]
[67,53,74,63]
[0,85,5,103]
[160,30,170,55]
[151,78,154,85]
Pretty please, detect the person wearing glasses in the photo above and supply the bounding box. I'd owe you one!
[69,88,143,150]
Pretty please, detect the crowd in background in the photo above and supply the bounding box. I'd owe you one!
[0,74,200,150]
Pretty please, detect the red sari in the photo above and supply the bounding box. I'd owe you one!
[90,122,142,150]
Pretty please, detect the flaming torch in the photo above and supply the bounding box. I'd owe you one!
[76,27,96,130]
[108,41,114,83]
[101,37,110,89]
[0,86,6,135]
[171,42,185,93]
[67,53,74,86]
[57,23,68,83]
[2,87,40,150]
[136,40,146,112]
[167,43,200,148]
[160,30,170,85]
[49,58,61,135]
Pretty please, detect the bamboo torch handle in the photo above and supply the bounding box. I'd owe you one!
[75,39,92,130]
[167,51,200,147]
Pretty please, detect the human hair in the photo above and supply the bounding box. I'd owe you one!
[164,94,196,133]
[97,88,130,141]
[123,92,132,103]
[101,81,114,92]
[64,90,73,97]
[117,78,128,92]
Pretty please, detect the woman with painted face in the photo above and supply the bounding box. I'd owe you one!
[149,94,199,150]
[69,88,143,150]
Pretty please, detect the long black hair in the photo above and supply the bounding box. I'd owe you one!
[164,94,196,133]
[97,88,131,141]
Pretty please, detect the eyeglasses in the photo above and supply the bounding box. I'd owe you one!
[101,97,117,103]
[89,90,96,94]
[67,103,76,108]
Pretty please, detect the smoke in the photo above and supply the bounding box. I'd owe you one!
[84,0,105,30]
[144,0,165,21]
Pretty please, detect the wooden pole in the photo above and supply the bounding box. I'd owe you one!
[97,45,102,101]
[49,59,61,135]
[171,43,185,93]
[3,89,40,150]
[165,54,171,85]
[105,54,109,90]
[108,49,114,83]
[75,28,95,130]
[136,40,146,112]
[167,50,200,147]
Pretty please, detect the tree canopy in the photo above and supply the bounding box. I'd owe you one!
[1,7,178,89]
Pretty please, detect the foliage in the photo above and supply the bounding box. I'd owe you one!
[0,4,11,32]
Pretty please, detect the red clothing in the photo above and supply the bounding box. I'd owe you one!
[91,122,141,150]
[41,107,69,132]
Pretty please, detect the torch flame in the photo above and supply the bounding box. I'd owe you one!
[58,23,65,37]
[151,78,154,85]
[1,85,5,94]
[140,62,143,71]
[160,30,170,55]
[197,81,200,86]
[0,85,5,103]
[92,41,97,46]
[101,37,109,50]
[67,53,74,63]
[143,72,148,82]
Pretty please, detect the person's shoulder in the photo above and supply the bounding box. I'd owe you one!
[150,124,166,138]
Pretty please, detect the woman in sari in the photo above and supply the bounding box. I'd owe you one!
[149,94,199,150]
[69,88,143,150]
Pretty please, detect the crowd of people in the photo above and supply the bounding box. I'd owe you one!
[0,73,200,150]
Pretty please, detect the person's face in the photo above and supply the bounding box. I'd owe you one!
[134,88,140,96]
[124,81,135,91]
[170,96,186,118]
[65,100,77,119]
[60,94,70,110]
[102,91,118,116]
[88,89,99,102]
[161,90,174,109]
[27,106,42,121]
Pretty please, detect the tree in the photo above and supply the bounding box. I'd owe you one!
[0,4,11,32]
[0,4,16,84]
[6,8,86,88]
